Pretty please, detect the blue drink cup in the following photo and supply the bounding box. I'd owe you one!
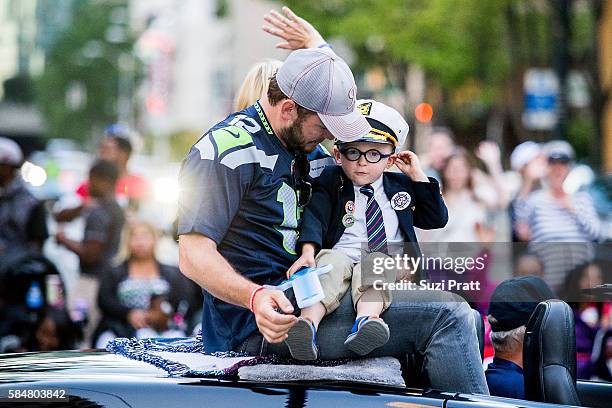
[265,265,332,309]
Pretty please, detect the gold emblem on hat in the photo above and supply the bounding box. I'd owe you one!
[358,102,373,116]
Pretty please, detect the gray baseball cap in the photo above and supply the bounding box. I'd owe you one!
[276,47,371,142]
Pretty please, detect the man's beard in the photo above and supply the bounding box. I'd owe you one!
[278,117,313,154]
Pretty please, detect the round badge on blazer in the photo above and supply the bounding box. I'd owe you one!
[345,201,355,214]
[342,213,355,228]
[391,192,411,210]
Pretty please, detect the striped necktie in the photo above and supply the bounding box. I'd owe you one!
[360,184,388,253]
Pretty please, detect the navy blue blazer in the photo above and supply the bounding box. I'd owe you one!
[298,166,448,277]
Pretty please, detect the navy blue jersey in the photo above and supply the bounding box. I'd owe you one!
[178,101,334,352]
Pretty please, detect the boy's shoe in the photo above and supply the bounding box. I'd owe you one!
[285,317,318,360]
[344,316,390,356]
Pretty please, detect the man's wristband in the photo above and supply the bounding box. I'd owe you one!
[249,286,264,312]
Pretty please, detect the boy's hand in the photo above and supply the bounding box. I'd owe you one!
[394,151,428,182]
[286,252,316,279]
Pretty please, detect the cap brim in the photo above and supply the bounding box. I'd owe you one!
[336,138,392,145]
[548,154,572,162]
[318,109,371,142]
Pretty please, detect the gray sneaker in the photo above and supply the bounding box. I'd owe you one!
[344,316,390,356]
[284,317,318,360]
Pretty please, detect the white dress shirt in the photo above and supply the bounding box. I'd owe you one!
[332,176,404,262]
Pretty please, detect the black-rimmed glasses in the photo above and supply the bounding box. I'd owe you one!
[339,147,392,163]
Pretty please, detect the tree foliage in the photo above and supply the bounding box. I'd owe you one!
[284,0,511,94]
[35,0,133,143]
[282,0,603,163]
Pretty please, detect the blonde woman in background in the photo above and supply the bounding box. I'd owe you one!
[234,59,282,111]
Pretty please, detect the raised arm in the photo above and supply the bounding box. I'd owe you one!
[475,141,511,209]
[262,6,326,50]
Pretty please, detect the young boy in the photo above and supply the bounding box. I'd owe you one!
[285,100,448,360]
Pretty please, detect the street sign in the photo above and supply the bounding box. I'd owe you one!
[522,68,559,131]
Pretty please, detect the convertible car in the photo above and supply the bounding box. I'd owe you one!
[1,301,612,407]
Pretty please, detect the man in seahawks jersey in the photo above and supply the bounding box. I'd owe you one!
[178,47,489,394]
[178,47,369,352]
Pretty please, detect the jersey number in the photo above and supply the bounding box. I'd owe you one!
[228,115,261,133]
[275,183,299,255]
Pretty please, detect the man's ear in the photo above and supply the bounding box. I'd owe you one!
[279,99,298,124]
[333,146,342,165]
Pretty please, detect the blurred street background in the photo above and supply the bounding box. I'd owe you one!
[0,0,611,377]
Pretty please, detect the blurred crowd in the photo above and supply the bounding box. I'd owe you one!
[0,129,202,353]
[415,128,610,380]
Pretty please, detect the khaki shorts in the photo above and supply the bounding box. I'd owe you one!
[316,249,395,315]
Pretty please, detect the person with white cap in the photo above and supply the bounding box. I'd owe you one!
[177,34,371,355]
[0,137,48,255]
[515,140,601,291]
[282,99,448,360]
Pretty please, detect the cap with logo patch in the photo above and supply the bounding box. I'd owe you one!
[276,48,371,142]
[336,99,409,151]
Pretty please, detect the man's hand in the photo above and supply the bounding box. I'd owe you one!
[262,6,326,50]
[394,151,428,182]
[251,289,297,343]
[128,309,148,329]
[286,244,316,279]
